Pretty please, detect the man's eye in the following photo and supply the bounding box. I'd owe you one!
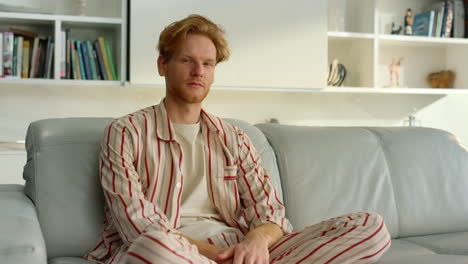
[183,58,191,63]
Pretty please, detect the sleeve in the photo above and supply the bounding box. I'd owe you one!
[99,119,176,245]
[235,128,293,235]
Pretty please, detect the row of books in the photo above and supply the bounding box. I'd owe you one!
[61,29,118,80]
[413,0,465,38]
[0,30,54,79]
[0,28,118,80]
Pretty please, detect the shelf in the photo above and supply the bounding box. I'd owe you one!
[0,12,123,24]
[324,87,468,95]
[328,31,375,40]
[378,34,468,47]
[0,78,122,86]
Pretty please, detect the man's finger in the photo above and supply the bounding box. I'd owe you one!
[233,250,245,264]
[215,246,235,261]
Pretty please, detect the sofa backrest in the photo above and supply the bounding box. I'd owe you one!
[256,124,468,239]
[22,117,281,258]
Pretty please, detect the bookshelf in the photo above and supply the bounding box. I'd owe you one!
[328,0,468,94]
[0,0,127,84]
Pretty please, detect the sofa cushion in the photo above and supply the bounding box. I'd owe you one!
[0,185,47,264]
[402,232,468,255]
[367,128,468,237]
[378,253,468,264]
[378,239,435,262]
[256,124,400,237]
[23,118,112,259]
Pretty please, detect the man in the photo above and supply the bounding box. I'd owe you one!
[86,14,391,264]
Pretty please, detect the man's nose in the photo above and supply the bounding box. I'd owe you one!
[191,63,204,77]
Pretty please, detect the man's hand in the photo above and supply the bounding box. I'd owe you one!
[215,232,270,264]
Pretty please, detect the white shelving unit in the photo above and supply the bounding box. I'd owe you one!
[328,0,468,95]
[0,0,127,85]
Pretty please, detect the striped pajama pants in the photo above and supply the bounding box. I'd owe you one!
[122,212,391,264]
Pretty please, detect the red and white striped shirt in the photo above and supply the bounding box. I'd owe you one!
[85,101,293,262]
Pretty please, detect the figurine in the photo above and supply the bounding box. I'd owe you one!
[389,57,403,87]
[404,8,413,35]
[391,22,402,35]
[427,70,456,88]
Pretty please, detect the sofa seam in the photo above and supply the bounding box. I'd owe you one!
[363,127,401,239]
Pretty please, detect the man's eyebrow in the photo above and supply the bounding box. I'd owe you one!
[181,54,216,62]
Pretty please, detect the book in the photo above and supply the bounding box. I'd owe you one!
[94,40,108,80]
[453,0,465,38]
[9,28,38,39]
[44,37,54,79]
[12,36,17,76]
[29,36,39,78]
[70,41,78,79]
[16,36,23,78]
[43,36,53,78]
[442,0,454,37]
[22,40,30,78]
[75,40,86,80]
[36,38,48,78]
[465,0,468,37]
[60,30,66,78]
[105,40,118,80]
[97,37,112,80]
[85,40,98,80]
[0,33,3,77]
[3,32,14,77]
[65,29,71,79]
[413,10,435,37]
[80,41,92,80]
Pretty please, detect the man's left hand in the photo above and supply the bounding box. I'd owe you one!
[215,232,270,264]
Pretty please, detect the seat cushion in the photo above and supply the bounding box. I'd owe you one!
[401,232,468,255]
[49,257,95,264]
[378,239,434,262]
[378,253,468,264]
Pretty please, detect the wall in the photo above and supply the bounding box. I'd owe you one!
[1,83,467,184]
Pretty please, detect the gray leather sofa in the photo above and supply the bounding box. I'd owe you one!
[2,117,468,264]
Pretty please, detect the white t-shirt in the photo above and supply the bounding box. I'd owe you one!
[173,122,242,241]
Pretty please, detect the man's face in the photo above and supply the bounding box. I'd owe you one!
[158,34,217,104]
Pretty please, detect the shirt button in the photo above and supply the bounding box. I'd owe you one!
[176,182,181,188]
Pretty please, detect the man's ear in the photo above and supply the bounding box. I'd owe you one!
[157,55,167,76]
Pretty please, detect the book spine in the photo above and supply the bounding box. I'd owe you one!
[428,11,435,37]
[46,41,54,78]
[12,36,17,76]
[70,41,77,79]
[75,40,86,80]
[80,42,92,80]
[465,0,468,37]
[86,40,98,80]
[0,33,3,77]
[104,40,118,80]
[74,48,82,80]
[98,37,112,80]
[94,40,108,80]
[22,40,30,78]
[65,29,71,79]
[16,36,23,78]
[43,37,52,78]
[60,30,66,78]
[3,32,14,77]
[444,0,454,37]
[29,37,39,78]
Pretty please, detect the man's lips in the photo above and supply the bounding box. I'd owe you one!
[187,82,203,87]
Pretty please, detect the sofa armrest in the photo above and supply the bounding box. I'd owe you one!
[0,184,47,264]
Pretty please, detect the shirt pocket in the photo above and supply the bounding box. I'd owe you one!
[223,165,238,180]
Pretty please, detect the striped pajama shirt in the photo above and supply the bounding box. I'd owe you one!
[85,101,391,264]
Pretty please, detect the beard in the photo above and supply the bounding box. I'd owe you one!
[167,83,210,104]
